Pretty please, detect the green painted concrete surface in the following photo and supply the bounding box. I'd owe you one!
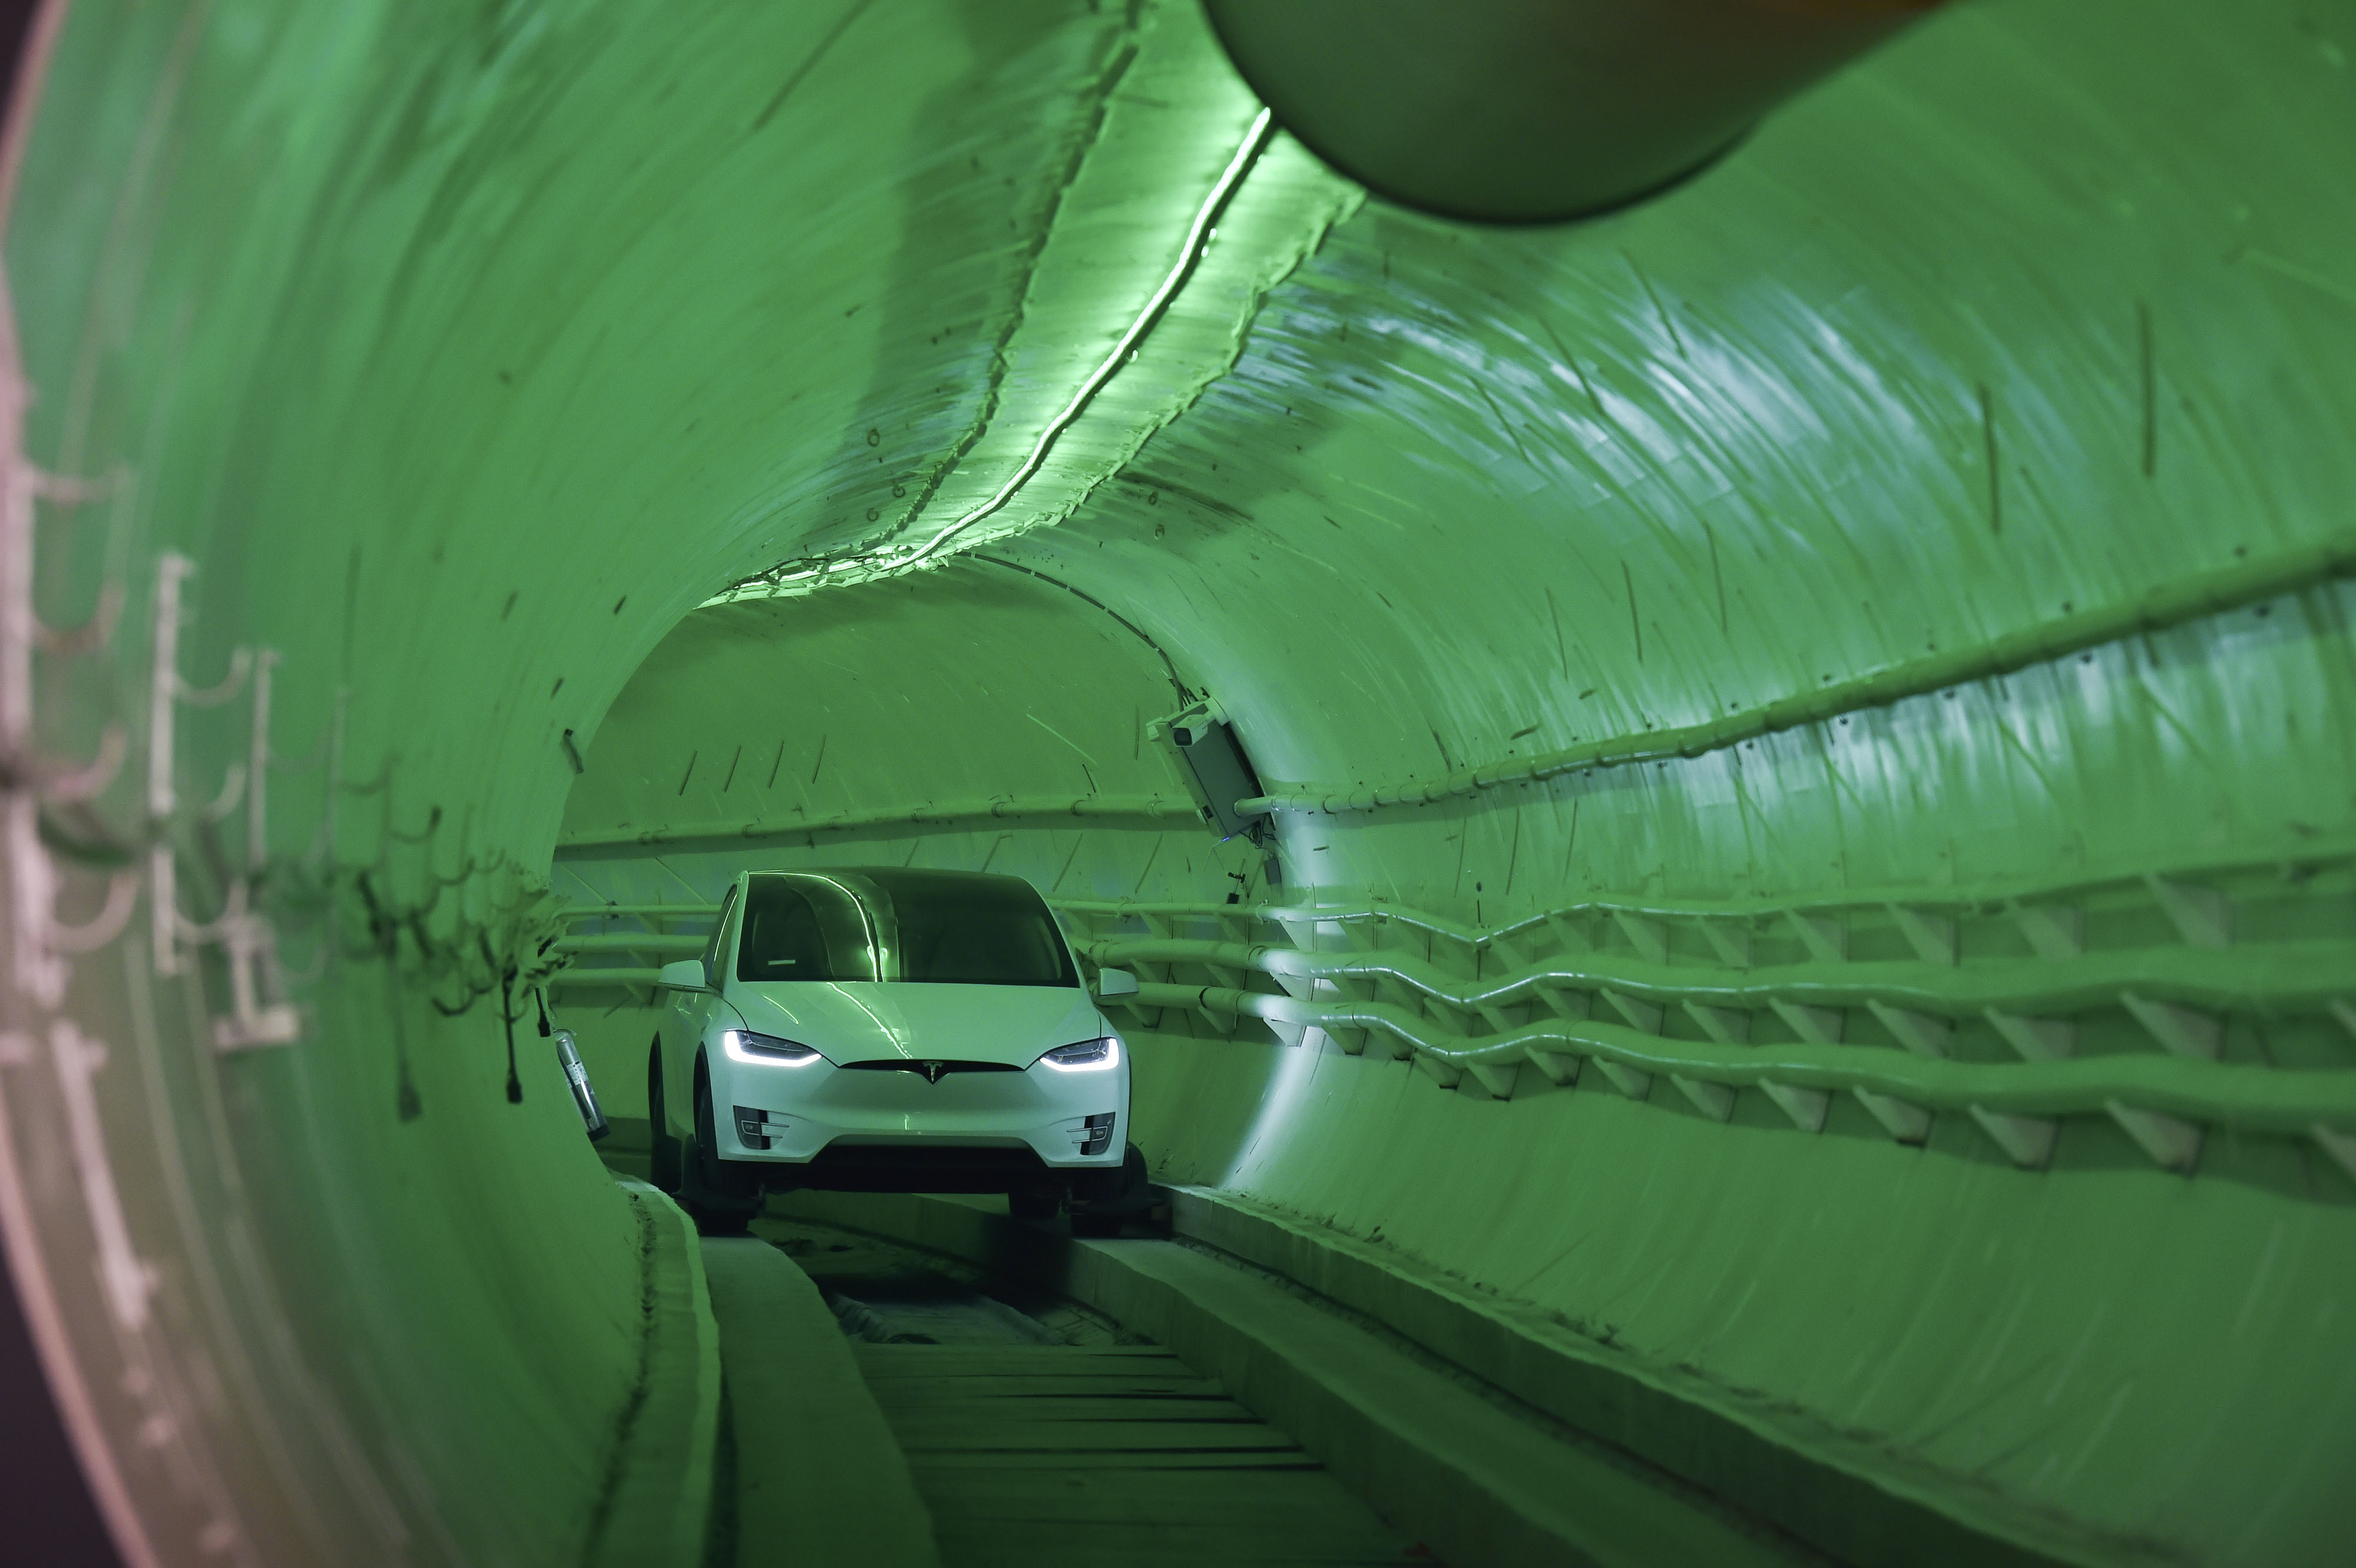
[5,0,2352,1563]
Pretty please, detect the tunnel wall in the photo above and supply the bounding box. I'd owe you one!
[995,8,2356,1557]
[548,4,2356,1562]
[4,0,1215,1562]
[5,0,2353,1564]
[961,6,2356,1560]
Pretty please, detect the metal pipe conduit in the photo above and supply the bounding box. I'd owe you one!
[547,970,664,990]
[1055,841,2356,953]
[1116,982,2356,1149]
[552,934,706,955]
[1083,935,2356,1021]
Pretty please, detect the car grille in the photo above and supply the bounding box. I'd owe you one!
[838,1059,1023,1075]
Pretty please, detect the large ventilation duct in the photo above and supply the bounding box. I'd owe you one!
[1203,0,1944,221]
[4,1,2353,1564]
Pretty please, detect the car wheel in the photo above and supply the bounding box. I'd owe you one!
[1008,1190,1057,1222]
[685,1061,761,1236]
[1068,1143,1150,1212]
[1113,1142,1149,1208]
[648,1042,682,1194]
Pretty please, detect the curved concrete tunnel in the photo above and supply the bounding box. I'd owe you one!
[5,1,2354,1564]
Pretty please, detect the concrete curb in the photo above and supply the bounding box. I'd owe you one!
[592,1180,723,1568]
[700,1237,939,1568]
[1158,1184,2086,1568]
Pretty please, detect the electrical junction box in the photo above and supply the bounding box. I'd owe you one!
[1150,697,1269,842]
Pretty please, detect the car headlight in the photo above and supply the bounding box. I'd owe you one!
[1038,1037,1121,1073]
[723,1028,825,1067]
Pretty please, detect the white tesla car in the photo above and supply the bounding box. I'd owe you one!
[646,867,1141,1233]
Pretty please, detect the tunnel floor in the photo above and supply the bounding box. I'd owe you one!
[751,1212,1427,1566]
[604,1140,1435,1568]
[855,1342,1417,1566]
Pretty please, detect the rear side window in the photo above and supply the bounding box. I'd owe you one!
[736,876,878,983]
[736,869,1078,987]
[701,885,738,984]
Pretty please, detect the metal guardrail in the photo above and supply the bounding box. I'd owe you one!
[1053,837,2356,957]
[1059,861,2356,1179]
[554,934,705,955]
[545,904,716,990]
[551,968,665,989]
[1077,937,2347,1019]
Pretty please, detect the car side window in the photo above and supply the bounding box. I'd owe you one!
[701,885,739,987]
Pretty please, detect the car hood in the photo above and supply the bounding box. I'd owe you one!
[722,981,1108,1068]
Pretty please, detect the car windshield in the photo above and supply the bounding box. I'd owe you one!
[734,869,1079,988]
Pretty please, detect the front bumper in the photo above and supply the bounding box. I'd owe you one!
[710,1052,1127,1170]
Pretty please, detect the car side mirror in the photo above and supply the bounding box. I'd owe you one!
[657,958,710,991]
[1096,967,1140,998]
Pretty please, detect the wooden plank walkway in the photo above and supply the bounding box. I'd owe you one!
[855,1344,1433,1567]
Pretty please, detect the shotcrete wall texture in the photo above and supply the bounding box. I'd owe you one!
[6,0,2353,1564]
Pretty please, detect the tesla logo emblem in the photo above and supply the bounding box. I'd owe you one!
[921,1061,948,1084]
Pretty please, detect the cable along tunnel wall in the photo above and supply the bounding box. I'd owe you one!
[8,1,2356,1566]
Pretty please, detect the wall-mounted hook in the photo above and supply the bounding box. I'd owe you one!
[29,465,121,508]
[48,872,138,955]
[426,853,483,891]
[8,795,68,1005]
[170,864,247,947]
[148,554,188,821]
[200,760,245,824]
[212,906,300,1052]
[306,688,348,875]
[34,577,124,656]
[174,646,252,709]
[386,803,443,846]
[247,649,277,872]
[38,723,126,805]
[339,752,395,796]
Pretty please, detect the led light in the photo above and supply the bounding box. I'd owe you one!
[1038,1037,1121,1073]
[724,1028,825,1067]
[903,110,1276,569]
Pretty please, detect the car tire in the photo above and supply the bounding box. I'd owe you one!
[648,1042,683,1195]
[684,1060,762,1236]
[1008,1190,1057,1222]
[1069,1143,1150,1213]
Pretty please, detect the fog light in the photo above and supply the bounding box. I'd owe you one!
[1080,1112,1116,1157]
[734,1106,789,1150]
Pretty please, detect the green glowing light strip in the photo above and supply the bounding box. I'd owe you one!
[906,107,1276,565]
[1239,532,2356,816]
[709,107,1279,603]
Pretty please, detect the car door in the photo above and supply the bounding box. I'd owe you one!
[659,881,738,1136]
